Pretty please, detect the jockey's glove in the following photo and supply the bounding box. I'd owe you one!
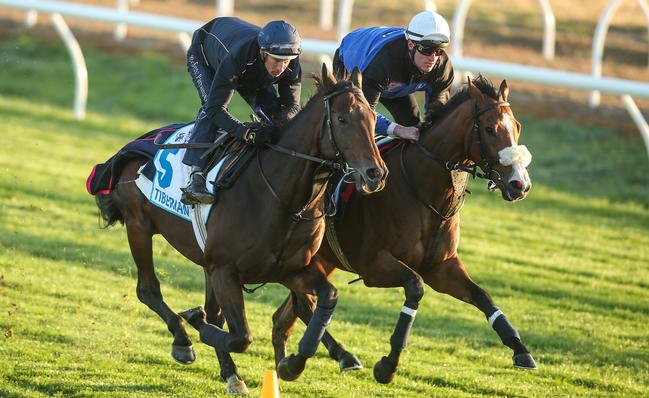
[244,125,276,147]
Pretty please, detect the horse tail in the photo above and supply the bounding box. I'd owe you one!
[95,193,124,228]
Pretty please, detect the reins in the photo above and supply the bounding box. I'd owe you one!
[399,98,511,269]
[243,85,360,294]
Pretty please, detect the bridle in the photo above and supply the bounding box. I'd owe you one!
[412,98,511,183]
[400,98,511,271]
[260,83,362,219]
[244,84,367,293]
[401,98,511,220]
[465,99,511,185]
[265,84,360,174]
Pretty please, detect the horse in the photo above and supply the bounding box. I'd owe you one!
[94,64,387,394]
[202,75,536,389]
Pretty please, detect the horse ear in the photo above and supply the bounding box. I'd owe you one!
[350,67,363,89]
[499,80,509,102]
[467,77,483,101]
[321,63,337,89]
[335,66,348,81]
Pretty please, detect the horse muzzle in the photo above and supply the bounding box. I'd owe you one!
[493,170,531,202]
[352,164,387,194]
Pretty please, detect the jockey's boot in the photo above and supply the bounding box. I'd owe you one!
[181,169,214,205]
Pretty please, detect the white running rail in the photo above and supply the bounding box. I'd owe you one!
[1,0,647,162]
[452,0,556,60]
[589,0,649,108]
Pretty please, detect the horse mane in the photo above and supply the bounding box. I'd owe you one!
[424,74,499,128]
[279,74,359,132]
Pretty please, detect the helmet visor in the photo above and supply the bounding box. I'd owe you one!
[266,52,298,60]
[264,42,301,58]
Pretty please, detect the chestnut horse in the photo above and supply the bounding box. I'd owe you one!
[271,76,536,384]
[95,65,387,393]
[204,76,536,389]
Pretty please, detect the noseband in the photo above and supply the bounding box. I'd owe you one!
[413,99,511,182]
[466,100,511,184]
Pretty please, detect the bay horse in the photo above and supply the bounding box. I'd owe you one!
[94,64,387,393]
[273,75,536,383]
[205,75,536,389]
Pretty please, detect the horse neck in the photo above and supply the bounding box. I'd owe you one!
[262,98,327,211]
[395,101,473,209]
[419,101,473,163]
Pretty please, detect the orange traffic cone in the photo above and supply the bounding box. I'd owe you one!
[260,370,280,398]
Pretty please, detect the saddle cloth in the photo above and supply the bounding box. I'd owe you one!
[327,136,400,215]
[135,124,225,252]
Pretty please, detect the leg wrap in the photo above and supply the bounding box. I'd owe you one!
[298,304,334,358]
[487,308,520,345]
[389,304,418,351]
[198,323,230,352]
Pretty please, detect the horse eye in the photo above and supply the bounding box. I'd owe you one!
[337,116,347,124]
[485,126,496,136]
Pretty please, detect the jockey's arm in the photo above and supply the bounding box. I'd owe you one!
[424,57,454,120]
[359,75,399,136]
[277,59,302,123]
[203,61,249,139]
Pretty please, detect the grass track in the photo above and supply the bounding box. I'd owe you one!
[0,34,648,397]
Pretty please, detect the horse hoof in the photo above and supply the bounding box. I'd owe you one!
[171,345,196,365]
[373,357,396,384]
[277,354,304,382]
[225,374,249,396]
[339,350,363,372]
[513,352,538,370]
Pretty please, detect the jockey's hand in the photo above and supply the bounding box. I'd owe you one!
[393,125,420,141]
[245,125,276,147]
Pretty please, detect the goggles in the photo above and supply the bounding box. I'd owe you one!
[415,44,444,57]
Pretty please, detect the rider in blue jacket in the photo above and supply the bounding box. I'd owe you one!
[181,17,302,205]
[333,11,454,141]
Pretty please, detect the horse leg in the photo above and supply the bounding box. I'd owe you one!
[271,293,299,366]
[124,219,195,364]
[276,266,338,382]
[182,266,251,354]
[271,291,362,371]
[420,256,537,369]
[203,270,248,395]
[361,250,425,384]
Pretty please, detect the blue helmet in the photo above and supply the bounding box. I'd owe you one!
[258,20,301,60]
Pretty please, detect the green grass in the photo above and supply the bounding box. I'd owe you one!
[1,34,648,397]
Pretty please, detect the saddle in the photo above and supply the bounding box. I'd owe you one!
[204,121,264,190]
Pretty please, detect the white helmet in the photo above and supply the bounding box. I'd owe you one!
[405,11,450,48]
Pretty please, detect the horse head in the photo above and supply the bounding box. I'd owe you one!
[464,77,532,201]
[315,64,387,194]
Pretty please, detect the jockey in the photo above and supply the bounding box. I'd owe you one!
[333,11,454,141]
[181,17,302,205]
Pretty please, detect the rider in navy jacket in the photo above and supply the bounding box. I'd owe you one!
[181,17,302,205]
[333,11,454,140]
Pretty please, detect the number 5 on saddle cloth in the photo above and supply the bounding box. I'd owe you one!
[137,123,255,251]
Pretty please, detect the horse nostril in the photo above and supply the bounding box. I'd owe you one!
[510,180,523,190]
[366,167,382,181]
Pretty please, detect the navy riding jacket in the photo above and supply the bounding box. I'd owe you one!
[192,17,302,138]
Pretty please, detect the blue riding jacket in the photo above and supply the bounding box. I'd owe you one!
[336,27,454,134]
